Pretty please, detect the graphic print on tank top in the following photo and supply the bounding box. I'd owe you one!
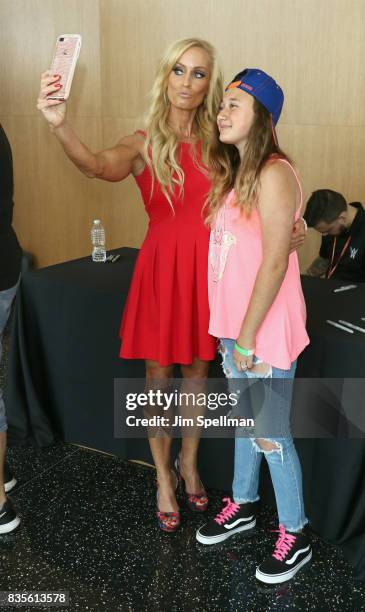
[209,201,236,282]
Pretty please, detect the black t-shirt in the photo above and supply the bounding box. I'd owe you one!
[319,202,365,282]
[0,124,22,290]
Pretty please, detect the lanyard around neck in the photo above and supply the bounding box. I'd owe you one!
[326,235,351,279]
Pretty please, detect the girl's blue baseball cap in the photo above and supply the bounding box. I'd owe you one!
[226,68,284,126]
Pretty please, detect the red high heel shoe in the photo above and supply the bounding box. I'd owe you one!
[156,470,180,532]
[174,456,208,512]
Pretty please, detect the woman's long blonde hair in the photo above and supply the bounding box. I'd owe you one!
[143,38,223,208]
[206,99,290,223]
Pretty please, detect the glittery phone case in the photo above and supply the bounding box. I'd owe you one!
[48,34,82,100]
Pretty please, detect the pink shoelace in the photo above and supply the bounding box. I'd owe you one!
[272,524,297,561]
[214,497,240,525]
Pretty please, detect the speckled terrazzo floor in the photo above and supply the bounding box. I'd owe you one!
[0,445,364,612]
[1,330,365,612]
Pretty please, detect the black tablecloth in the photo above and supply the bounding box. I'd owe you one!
[6,248,365,580]
[298,276,365,377]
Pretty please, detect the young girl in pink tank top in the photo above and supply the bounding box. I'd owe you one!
[195,69,312,585]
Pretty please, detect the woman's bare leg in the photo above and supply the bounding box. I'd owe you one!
[145,360,177,512]
[179,358,210,494]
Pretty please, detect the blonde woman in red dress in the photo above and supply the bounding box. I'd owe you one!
[38,39,223,532]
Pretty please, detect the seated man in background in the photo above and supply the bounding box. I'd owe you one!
[304,189,365,281]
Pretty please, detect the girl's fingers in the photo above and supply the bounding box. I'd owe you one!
[234,358,245,371]
[246,356,253,369]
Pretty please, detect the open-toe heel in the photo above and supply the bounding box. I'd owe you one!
[174,456,208,513]
[156,471,180,532]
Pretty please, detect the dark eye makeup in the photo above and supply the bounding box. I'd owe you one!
[172,65,206,78]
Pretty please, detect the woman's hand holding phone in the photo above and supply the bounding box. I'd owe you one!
[37,71,67,128]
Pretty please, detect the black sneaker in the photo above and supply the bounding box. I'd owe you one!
[196,497,256,545]
[256,524,312,584]
[4,463,17,493]
[0,499,21,534]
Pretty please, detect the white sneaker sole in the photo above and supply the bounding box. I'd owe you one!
[4,477,17,493]
[196,519,256,545]
[0,514,21,534]
[255,550,312,584]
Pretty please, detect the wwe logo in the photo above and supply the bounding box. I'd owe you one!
[350,247,358,259]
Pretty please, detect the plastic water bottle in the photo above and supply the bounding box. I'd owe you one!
[91,219,106,262]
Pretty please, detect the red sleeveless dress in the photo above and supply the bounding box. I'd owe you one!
[119,141,217,366]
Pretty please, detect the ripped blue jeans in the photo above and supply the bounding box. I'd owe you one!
[220,338,308,532]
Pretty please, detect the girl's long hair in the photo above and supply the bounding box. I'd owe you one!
[205,99,290,223]
[143,38,223,209]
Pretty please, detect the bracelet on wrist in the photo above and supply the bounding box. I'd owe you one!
[234,342,255,357]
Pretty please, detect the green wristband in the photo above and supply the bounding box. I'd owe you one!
[234,342,255,357]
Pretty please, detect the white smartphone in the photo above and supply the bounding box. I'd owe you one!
[48,34,82,100]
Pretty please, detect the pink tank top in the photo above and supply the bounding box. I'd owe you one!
[208,158,309,370]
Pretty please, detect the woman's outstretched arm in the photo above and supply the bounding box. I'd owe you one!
[37,71,144,182]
